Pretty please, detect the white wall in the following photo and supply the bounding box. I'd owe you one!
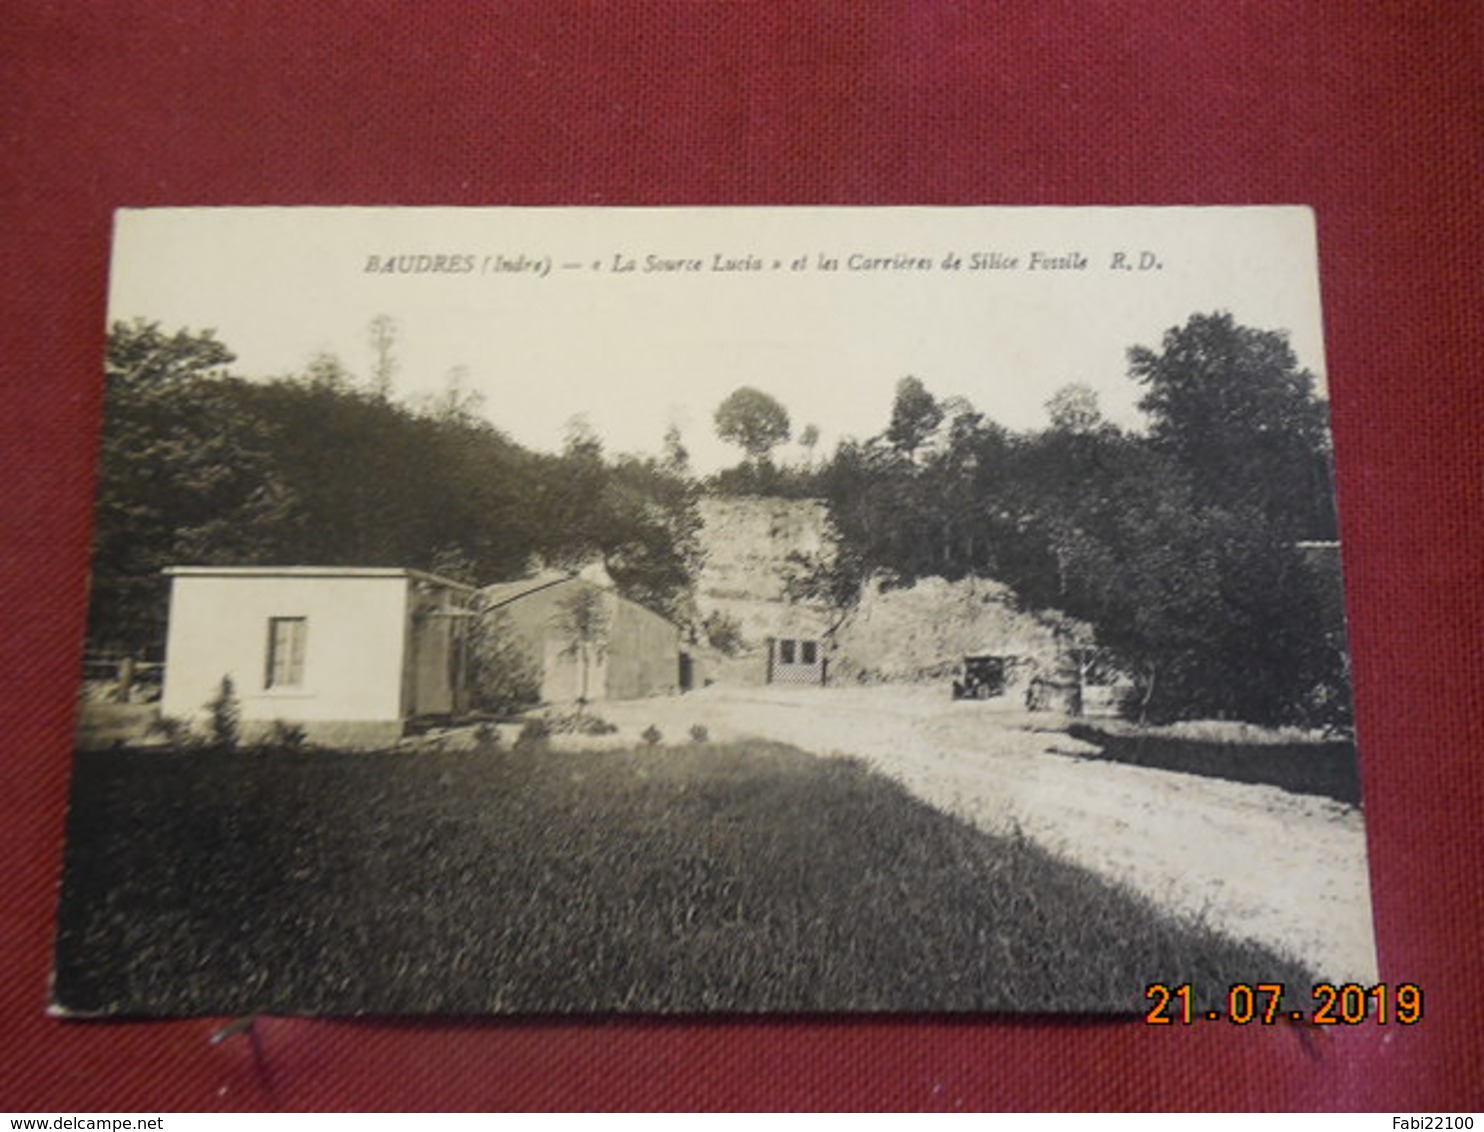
[160,572,411,727]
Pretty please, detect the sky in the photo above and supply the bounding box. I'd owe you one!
[109,206,1329,473]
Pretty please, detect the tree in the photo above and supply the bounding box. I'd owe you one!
[597,454,702,621]
[87,321,706,665]
[1045,383,1103,434]
[1085,493,1335,726]
[420,364,485,423]
[804,316,1349,726]
[1129,311,1336,539]
[714,386,790,465]
[886,375,944,456]
[554,585,610,711]
[563,413,603,460]
[798,423,820,466]
[661,423,690,474]
[304,351,355,392]
[366,314,399,399]
[428,545,480,587]
[106,318,234,386]
[89,322,294,656]
[1077,311,1349,723]
[701,610,745,656]
[205,675,242,751]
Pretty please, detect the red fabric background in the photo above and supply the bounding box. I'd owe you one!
[3,1,1481,1111]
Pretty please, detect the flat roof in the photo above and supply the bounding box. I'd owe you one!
[163,565,476,592]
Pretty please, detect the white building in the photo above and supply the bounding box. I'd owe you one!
[159,566,475,748]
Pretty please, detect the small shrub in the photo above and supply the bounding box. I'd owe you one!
[689,724,709,744]
[547,711,617,736]
[266,720,307,752]
[516,717,551,748]
[640,724,662,747]
[473,722,501,754]
[145,715,195,748]
[702,611,746,656]
[205,676,241,752]
[576,713,617,736]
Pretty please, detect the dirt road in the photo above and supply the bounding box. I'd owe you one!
[587,684,1378,983]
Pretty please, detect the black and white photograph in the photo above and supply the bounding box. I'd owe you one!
[54,206,1376,1016]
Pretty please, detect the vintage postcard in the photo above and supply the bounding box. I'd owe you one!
[54,207,1378,1017]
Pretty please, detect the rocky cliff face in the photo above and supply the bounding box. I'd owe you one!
[693,496,836,649]
[696,496,833,602]
[694,494,1093,688]
[830,575,1087,685]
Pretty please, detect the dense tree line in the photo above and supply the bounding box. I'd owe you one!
[798,313,1348,728]
[93,312,1350,729]
[88,320,700,658]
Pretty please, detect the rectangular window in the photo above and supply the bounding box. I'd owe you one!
[266,617,307,688]
[801,640,817,665]
[779,638,796,665]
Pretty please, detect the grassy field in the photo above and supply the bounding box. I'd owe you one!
[54,739,1314,1016]
[1067,724,1362,805]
